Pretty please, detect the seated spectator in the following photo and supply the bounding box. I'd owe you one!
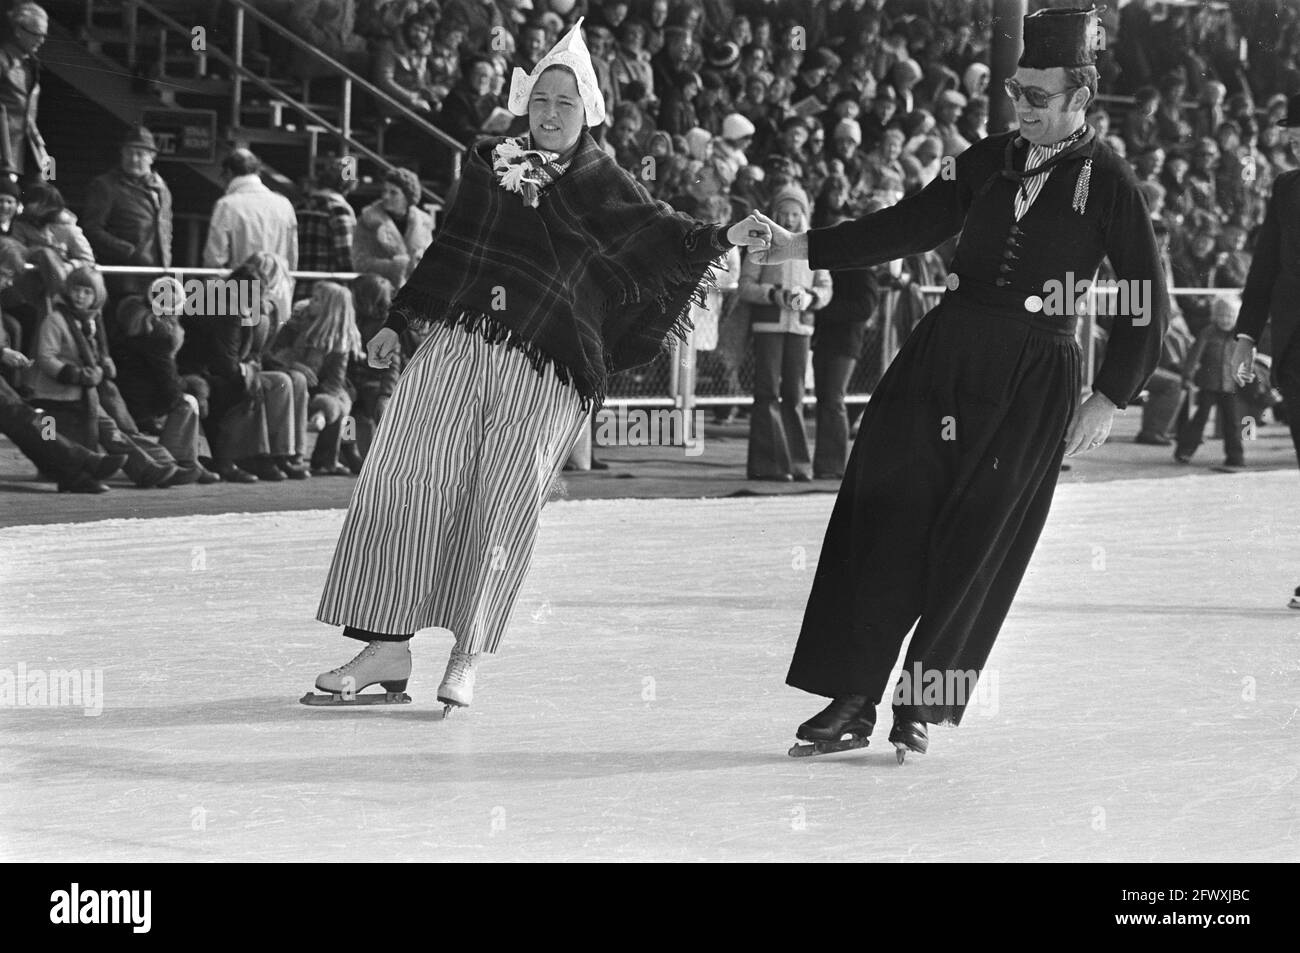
[353,168,434,286]
[1086,102,1111,139]
[346,273,398,467]
[285,0,368,79]
[659,69,701,137]
[436,55,499,146]
[440,0,505,54]
[0,175,20,239]
[12,183,95,282]
[1212,223,1251,288]
[909,134,944,190]
[1155,69,1192,148]
[297,156,358,287]
[1124,87,1161,155]
[932,89,970,157]
[957,94,988,144]
[1186,138,1222,216]
[373,10,444,117]
[427,16,467,92]
[110,279,219,483]
[587,24,622,119]
[962,62,990,99]
[29,266,182,488]
[608,102,647,172]
[695,71,727,136]
[267,282,361,477]
[176,255,307,484]
[1192,80,1228,141]
[862,127,909,200]
[612,17,655,101]
[203,148,299,272]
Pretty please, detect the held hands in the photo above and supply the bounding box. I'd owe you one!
[1064,391,1116,456]
[367,328,401,369]
[1230,338,1256,387]
[726,213,772,251]
[748,210,802,265]
[782,287,811,311]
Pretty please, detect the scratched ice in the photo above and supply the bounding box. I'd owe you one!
[2,473,1297,861]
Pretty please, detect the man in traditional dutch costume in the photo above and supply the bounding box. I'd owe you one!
[754,7,1169,759]
[309,20,770,710]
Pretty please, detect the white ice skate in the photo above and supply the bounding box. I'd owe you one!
[437,648,480,716]
[301,640,413,706]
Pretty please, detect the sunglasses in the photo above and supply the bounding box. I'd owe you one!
[1004,78,1075,109]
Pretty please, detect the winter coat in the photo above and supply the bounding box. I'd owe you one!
[81,167,173,268]
[352,199,435,286]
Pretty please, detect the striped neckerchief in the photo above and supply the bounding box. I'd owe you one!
[1013,123,1089,221]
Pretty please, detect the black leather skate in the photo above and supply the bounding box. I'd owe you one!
[888,717,929,764]
[788,695,876,758]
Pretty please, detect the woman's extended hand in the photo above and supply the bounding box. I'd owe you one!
[367,328,401,369]
[747,211,803,265]
[727,213,772,251]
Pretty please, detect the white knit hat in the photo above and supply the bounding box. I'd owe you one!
[507,16,606,127]
[721,113,756,141]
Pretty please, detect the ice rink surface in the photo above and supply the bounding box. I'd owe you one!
[2,471,1297,862]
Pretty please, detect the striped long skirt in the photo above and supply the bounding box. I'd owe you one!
[316,319,587,653]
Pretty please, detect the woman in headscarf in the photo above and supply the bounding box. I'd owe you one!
[310,19,771,711]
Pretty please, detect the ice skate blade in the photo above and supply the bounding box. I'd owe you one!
[300,691,412,706]
[787,737,870,758]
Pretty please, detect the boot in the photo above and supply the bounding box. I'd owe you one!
[315,640,412,695]
[888,716,929,763]
[85,452,129,481]
[240,456,287,481]
[58,472,110,493]
[339,440,364,475]
[437,647,481,712]
[159,464,202,487]
[275,454,311,479]
[796,695,876,742]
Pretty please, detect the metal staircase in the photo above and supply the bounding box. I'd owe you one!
[39,0,465,261]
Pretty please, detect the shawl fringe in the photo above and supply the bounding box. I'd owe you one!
[392,291,597,411]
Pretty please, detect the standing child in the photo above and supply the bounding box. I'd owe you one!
[1176,295,1246,467]
[739,184,832,480]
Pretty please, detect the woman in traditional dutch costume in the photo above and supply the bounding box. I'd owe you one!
[311,19,771,710]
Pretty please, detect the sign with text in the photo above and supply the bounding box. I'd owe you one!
[140,109,218,163]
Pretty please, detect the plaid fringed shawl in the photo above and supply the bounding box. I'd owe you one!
[387,131,728,409]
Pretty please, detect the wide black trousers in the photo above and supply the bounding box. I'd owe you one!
[786,294,1082,726]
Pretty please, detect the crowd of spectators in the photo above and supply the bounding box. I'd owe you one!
[3,0,1300,489]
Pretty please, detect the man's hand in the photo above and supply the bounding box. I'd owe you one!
[1064,390,1116,456]
[368,328,401,369]
[1230,338,1256,387]
[748,210,806,265]
[726,213,772,250]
